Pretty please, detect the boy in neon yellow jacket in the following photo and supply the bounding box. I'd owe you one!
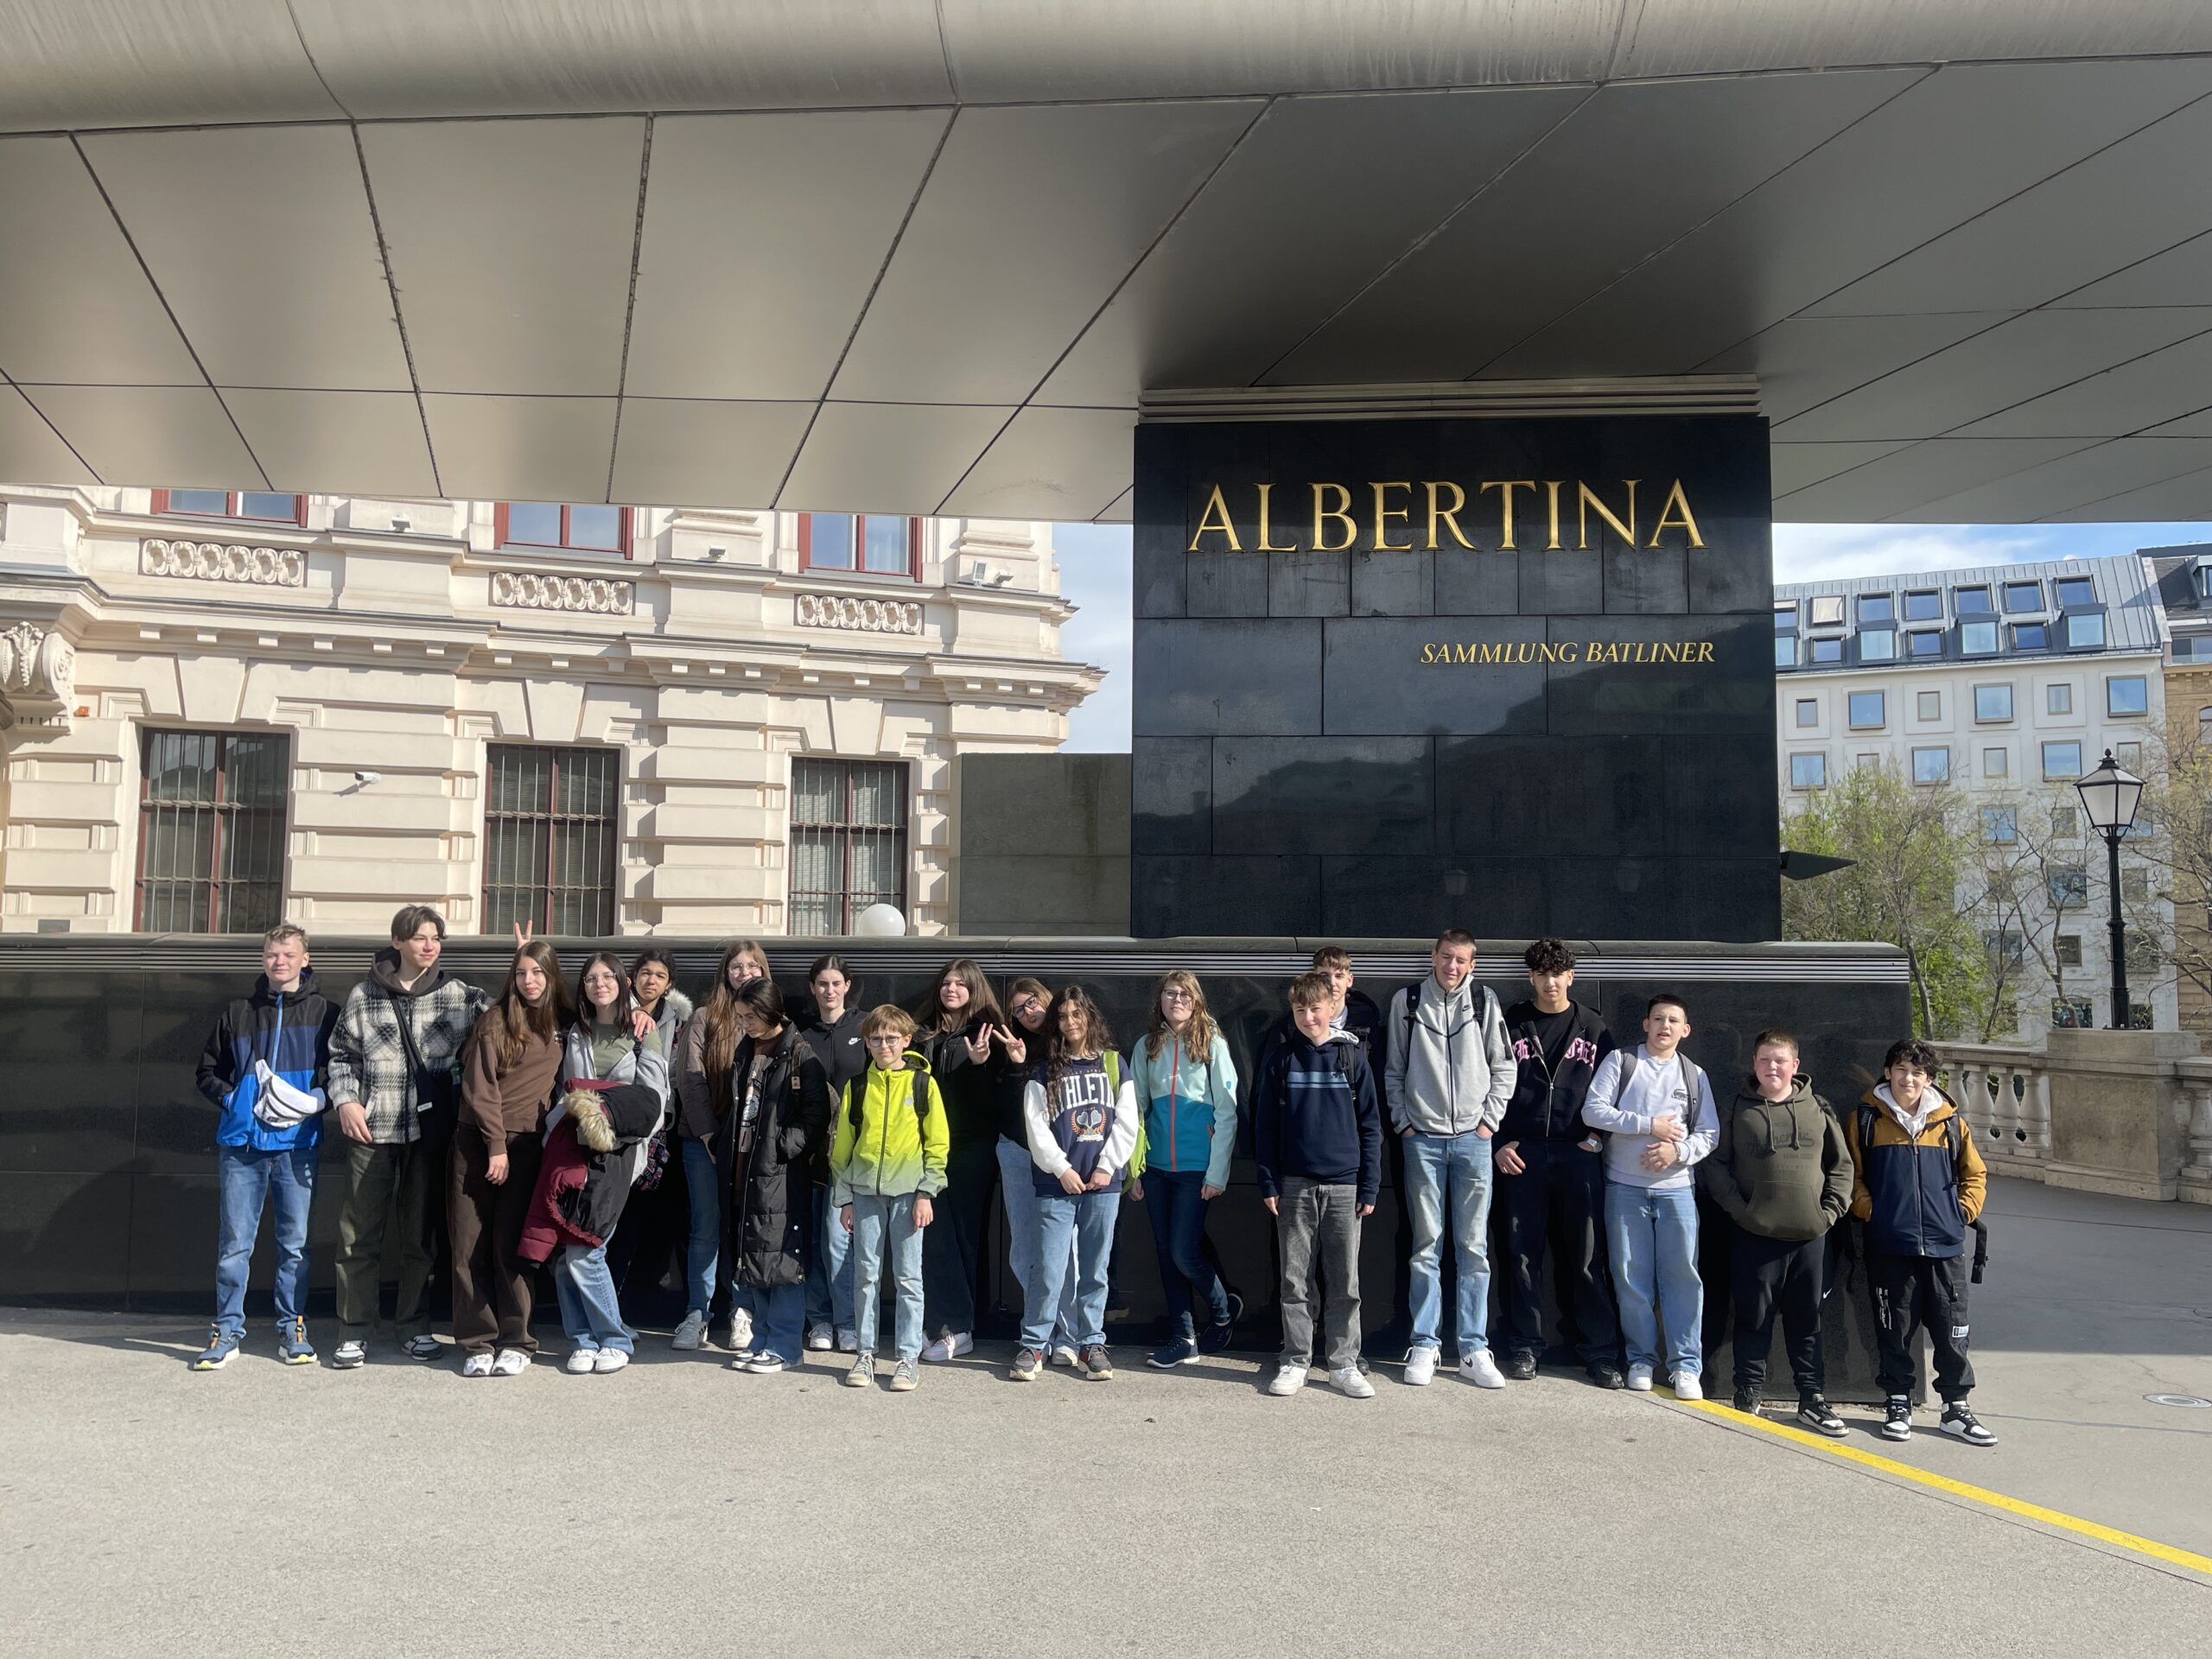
[832,1005,949,1392]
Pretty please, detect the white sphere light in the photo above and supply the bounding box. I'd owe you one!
[853,902,907,938]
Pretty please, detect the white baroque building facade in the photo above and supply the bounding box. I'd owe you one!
[0,489,1099,937]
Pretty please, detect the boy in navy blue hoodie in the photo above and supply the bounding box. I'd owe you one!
[1256,972,1382,1399]
[192,924,337,1370]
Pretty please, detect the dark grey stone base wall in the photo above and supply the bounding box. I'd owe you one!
[952,753,1130,935]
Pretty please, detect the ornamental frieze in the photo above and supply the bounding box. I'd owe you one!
[489,570,633,615]
[794,592,925,636]
[140,537,306,588]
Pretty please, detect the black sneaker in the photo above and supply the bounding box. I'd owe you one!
[1939,1402,1997,1446]
[1147,1336,1200,1370]
[1504,1351,1539,1382]
[1797,1395,1847,1438]
[1878,1395,1913,1441]
[1082,1343,1114,1381]
[1586,1362,1626,1390]
[1007,1347,1042,1382]
[1732,1386,1762,1414]
[1197,1293,1244,1354]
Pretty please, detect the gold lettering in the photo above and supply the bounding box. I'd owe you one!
[1188,485,1241,552]
[1312,483,1356,552]
[1540,643,1562,663]
[1560,642,1580,664]
[1420,643,1438,664]
[1698,639,1714,663]
[1425,481,1476,550]
[1478,480,1535,551]
[1371,481,1413,550]
[1453,643,1476,664]
[1576,480,1638,550]
[1650,480,1707,548]
[1544,481,1563,551]
[1255,483,1295,552]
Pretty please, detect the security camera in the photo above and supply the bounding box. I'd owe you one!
[353,770,381,785]
[391,514,410,532]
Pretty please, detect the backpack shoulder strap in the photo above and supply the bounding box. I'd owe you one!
[1401,982,1423,1034]
[1854,1102,1877,1159]
[904,1052,931,1122]
[1618,1049,1639,1096]
[844,1075,864,1133]
[1103,1051,1121,1095]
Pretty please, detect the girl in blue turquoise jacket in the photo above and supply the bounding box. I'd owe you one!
[1126,970,1242,1370]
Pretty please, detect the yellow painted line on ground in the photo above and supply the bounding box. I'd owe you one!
[1675,1396,2212,1578]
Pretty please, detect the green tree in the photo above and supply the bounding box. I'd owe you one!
[1782,763,1987,1039]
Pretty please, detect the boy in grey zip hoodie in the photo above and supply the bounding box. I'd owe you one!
[1382,930,1516,1389]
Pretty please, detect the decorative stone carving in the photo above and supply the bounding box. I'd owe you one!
[141,537,306,588]
[0,620,75,730]
[794,592,925,636]
[490,570,633,615]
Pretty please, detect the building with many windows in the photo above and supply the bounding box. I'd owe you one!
[0,488,1098,937]
[1775,553,2172,1037]
[2144,543,2212,1039]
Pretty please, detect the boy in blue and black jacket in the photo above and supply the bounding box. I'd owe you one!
[191,923,336,1370]
[1255,972,1382,1400]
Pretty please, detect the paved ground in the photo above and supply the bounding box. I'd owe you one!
[5,1176,2209,1656]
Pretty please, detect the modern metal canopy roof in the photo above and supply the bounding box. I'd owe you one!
[4,3,2212,525]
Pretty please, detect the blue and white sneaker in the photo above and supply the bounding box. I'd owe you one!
[192,1328,241,1370]
[277,1318,315,1366]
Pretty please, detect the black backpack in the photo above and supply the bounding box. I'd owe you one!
[1853,1102,1991,1282]
[1398,980,1499,1052]
[845,1051,934,1135]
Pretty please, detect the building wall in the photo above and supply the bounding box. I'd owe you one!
[2164,658,2212,1041]
[0,490,1100,936]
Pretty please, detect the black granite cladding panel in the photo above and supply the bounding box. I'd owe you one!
[1132,413,1778,939]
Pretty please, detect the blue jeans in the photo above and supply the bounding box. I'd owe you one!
[213,1143,317,1341]
[805,1180,855,1333]
[735,1280,807,1363]
[1025,1187,1121,1351]
[553,1236,633,1353]
[1605,1182,1703,1376]
[680,1138,721,1318]
[1141,1167,1230,1338]
[849,1192,925,1361]
[998,1136,1076,1349]
[1402,1129,1495,1357]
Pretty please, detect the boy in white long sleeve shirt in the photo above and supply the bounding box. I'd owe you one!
[1580,992,1718,1396]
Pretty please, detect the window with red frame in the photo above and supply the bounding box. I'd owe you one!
[799,513,919,579]
[136,728,289,932]
[494,502,633,557]
[151,489,306,525]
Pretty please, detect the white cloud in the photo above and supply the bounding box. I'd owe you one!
[1772,523,2050,584]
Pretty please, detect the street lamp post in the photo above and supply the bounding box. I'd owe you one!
[2075,748,2145,1030]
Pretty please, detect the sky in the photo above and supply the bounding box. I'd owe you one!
[1049,518,2212,753]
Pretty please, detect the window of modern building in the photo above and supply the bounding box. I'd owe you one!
[2049,866,2088,908]
[1858,627,1897,663]
[136,728,289,931]
[790,758,909,932]
[1808,595,1846,628]
[2174,635,2212,663]
[482,745,620,936]
[2047,682,2073,715]
[1795,698,1817,728]
[2043,740,2083,779]
[1857,594,1893,625]
[1983,930,2025,968]
[2202,705,2212,743]
[1789,753,1827,790]
[1906,631,1942,658]
[2054,576,2097,608]
[2107,675,2148,716]
[1809,638,1845,664]
[2052,804,2077,836]
[1916,690,1942,720]
[2117,739,2143,771]
[1774,636,1796,669]
[1983,746,2009,779]
[1960,619,1999,655]
[1980,805,2018,843]
[494,502,631,555]
[2064,612,2106,650]
[2011,622,2049,650]
[2004,580,2043,613]
[2122,866,2150,902]
[1856,752,1881,770]
[152,488,306,524]
[1774,602,1796,633]
[2056,935,2082,968]
[1974,683,2012,722]
[1904,590,1943,621]
[1955,585,1994,616]
[1847,690,1886,728]
[1911,747,1950,785]
[800,513,921,579]
[2052,996,2094,1028]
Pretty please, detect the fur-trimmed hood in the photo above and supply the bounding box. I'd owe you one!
[561,1082,662,1154]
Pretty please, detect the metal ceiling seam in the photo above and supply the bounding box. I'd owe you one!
[929,95,1278,517]
[63,133,271,491]
[348,124,441,499]
[769,106,959,510]
[0,372,102,486]
[1931,318,2212,442]
[931,0,963,104]
[278,0,353,122]
[2046,460,2212,523]
[604,114,655,507]
[1904,435,2212,522]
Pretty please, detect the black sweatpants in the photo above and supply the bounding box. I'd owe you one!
[1730,1228,1825,1397]
[1496,1141,1619,1365]
[1867,1249,1975,1402]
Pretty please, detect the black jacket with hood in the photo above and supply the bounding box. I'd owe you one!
[1498,999,1613,1146]
[729,1026,836,1289]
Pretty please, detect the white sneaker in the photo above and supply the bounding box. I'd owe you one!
[728,1308,753,1351]
[1267,1363,1309,1397]
[921,1331,973,1363]
[671,1311,707,1351]
[1330,1367,1376,1400]
[1671,1372,1704,1402]
[742,1352,788,1375]
[1626,1363,1655,1392]
[491,1349,529,1377]
[592,1348,631,1375]
[1402,1346,1438,1387]
[461,1351,493,1379]
[565,1349,598,1375]
[1459,1350,1506,1389]
[836,1328,859,1353]
[1050,1342,1080,1369]
[804,1323,835,1352]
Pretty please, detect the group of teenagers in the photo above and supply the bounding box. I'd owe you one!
[193,907,1998,1445]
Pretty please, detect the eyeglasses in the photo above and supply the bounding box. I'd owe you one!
[1012,997,1045,1015]
[1160,989,1195,1003]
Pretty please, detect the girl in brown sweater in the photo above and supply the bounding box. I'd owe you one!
[449,940,575,1376]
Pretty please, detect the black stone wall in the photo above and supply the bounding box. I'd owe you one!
[1131,415,1782,940]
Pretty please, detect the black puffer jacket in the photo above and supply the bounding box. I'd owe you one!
[919,1017,996,1154]
[729,1026,835,1289]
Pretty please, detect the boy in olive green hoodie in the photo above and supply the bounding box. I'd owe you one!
[832,1005,949,1392]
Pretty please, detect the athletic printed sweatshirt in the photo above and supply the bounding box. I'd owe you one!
[1022,1055,1139,1200]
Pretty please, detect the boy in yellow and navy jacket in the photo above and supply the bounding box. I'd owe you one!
[831,1005,949,1391]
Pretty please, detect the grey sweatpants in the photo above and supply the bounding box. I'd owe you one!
[1277,1177,1362,1371]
